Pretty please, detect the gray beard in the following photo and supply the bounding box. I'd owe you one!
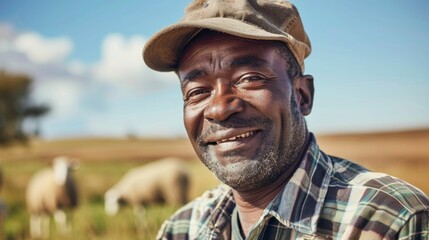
[197,96,307,192]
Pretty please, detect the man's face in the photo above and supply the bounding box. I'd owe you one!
[178,31,309,191]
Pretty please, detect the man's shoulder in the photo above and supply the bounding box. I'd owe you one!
[156,184,234,240]
[320,155,429,238]
[328,155,429,214]
[322,157,429,235]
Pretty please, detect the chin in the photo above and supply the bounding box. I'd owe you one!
[203,148,286,192]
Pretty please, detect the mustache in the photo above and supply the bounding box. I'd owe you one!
[197,116,272,145]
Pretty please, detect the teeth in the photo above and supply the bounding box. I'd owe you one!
[217,131,254,144]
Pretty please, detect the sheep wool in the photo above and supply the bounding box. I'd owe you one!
[25,156,79,239]
[105,157,190,215]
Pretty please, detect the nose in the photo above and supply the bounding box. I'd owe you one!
[203,83,244,122]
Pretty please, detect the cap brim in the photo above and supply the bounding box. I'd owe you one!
[143,18,303,72]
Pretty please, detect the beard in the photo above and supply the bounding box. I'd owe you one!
[196,95,307,192]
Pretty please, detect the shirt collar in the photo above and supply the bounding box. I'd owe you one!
[265,133,333,234]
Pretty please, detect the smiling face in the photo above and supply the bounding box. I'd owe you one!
[178,31,312,191]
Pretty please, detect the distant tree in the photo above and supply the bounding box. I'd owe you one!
[0,70,50,145]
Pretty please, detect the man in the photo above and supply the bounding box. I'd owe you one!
[143,0,429,239]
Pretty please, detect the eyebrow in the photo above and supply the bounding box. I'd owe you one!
[180,69,205,87]
[228,56,270,69]
[180,56,270,86]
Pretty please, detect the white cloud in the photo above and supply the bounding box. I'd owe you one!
[33,78,84,118]
[92,33,176,92]
[68,60,87,76]
[0,24,182,138]
[14,32,73,64]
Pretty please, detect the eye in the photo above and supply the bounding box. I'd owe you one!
[242,75,264,83]
[184,88,210,102]
[236,74,266,86]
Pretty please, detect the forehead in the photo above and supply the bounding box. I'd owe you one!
[178,31,284,69]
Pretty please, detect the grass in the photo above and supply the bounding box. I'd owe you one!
[0,129,428,239]
[0,157,220,239]
[0,136,220,239]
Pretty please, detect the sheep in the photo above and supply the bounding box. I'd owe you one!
[25,156,79,239]
[104,157,190,216]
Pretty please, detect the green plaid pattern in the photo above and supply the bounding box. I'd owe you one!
[157,134,429,239]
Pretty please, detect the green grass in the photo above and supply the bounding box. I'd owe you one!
[0,157,219,239]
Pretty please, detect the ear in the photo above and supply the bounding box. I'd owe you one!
[293,74,314,116]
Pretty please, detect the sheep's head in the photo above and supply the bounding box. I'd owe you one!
[53,156,80,185]
[104,189,121,216]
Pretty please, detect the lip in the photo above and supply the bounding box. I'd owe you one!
[204,128,260,145]
[216,131,256,144]
[203,128,264,158]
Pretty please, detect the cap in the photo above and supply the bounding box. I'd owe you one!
[143,0,311,72]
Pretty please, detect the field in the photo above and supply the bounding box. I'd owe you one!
[0,129,428,239]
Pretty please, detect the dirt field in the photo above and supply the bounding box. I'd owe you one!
[2,128,427,193]
[0,128,428,239]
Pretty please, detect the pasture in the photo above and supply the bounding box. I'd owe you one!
[0,129,428,239]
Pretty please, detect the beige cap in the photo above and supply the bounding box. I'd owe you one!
[143,0,311,72]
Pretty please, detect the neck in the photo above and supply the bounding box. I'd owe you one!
[232,133,311,237]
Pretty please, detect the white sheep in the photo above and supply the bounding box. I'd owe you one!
[25,156,79,239]
[104,157,190,216]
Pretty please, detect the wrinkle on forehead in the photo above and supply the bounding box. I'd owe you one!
[178,31,274,67]
[179,45,279,83]
[177,31,289,90]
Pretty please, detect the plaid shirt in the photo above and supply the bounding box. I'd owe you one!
[157,134,429,240]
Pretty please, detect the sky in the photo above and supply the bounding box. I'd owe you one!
[0,0,428,139]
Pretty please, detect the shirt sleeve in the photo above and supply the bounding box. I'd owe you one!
[396,210,429,239]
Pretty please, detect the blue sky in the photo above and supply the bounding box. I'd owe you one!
[0,1,428,139]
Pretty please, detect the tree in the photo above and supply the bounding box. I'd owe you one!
[0,70,50,145]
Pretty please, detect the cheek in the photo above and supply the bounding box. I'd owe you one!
[183,106,204,141]
[244,87,290,118]
[247,88,293,140]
